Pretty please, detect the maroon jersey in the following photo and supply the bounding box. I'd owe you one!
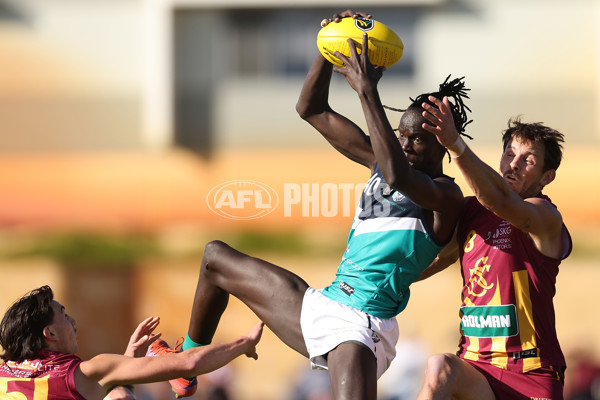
[0,350,85,400]
[456,195,571,373]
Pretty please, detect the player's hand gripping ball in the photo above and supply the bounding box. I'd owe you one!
[317,17,403,68]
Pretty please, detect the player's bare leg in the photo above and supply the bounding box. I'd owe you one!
[187,240,310,356]
[327,342,378,400]
[417,353,496,400]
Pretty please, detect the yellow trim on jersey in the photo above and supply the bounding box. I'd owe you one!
[488,277,508,369]
[462,277,511,369]
[513,269,542,372]
[462,296,479,361]
[0,375,49,400]
[464,350,479,362]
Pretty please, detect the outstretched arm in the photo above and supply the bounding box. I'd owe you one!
[422,96,565,258]
[296,10,375,169]
[333,35,463,219]
[76,322,264,400]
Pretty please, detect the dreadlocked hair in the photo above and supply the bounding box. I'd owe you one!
[384,75,473,138]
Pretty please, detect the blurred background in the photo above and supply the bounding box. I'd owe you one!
[0,0,599,399]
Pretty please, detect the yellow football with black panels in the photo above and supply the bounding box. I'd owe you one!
[317,17,404,69]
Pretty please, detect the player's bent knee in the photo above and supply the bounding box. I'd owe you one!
[423,353,459,389]
[203,240,234,266]
[202,240,246,285]
[204,239,227,257]
[201,240,230,278]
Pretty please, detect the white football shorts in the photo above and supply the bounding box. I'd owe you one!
[300,287,399,379]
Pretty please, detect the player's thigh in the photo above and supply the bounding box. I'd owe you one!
[328,342,377,400]
[203,240,310,350]
[204,240,308,305]
[431,354,495,400]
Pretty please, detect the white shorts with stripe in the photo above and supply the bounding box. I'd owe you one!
[300,287,399,379]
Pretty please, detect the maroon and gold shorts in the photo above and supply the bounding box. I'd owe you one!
[466,359,565,400]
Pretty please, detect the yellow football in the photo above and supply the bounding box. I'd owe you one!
[317,17,404,68]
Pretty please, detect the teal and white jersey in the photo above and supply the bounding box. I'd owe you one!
[322,164,447,319]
